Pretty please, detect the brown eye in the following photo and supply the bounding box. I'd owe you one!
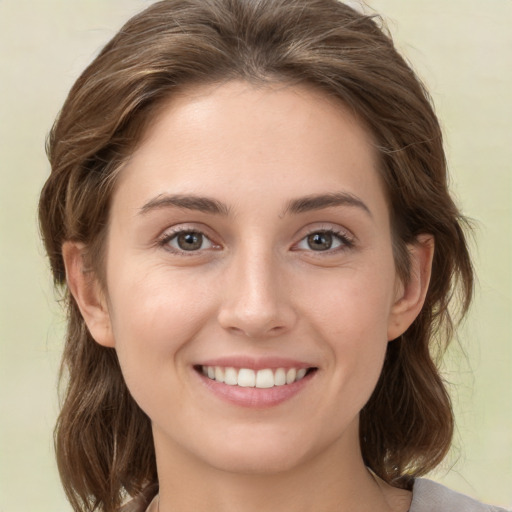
[167,231,212,251]
[294,230,350,253]
[177,232,203,250]
[307,232,333,251]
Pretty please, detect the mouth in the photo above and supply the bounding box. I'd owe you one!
[194,365,318,389]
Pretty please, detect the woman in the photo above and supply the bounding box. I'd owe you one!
[38,1,508,511]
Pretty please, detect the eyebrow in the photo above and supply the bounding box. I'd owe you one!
[284,192,372,217]
[139,194,230,216]
[138,191,371,218]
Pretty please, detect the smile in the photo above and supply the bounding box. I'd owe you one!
[199,366,312,388]
[194,359,318,408]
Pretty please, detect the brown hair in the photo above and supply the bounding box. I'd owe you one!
[38,0,473,510]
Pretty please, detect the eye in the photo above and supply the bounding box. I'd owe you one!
[164,230,214,252]
[295,230,351,252]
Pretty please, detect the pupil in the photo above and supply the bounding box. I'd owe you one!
[177,232,202,251]
[308,232,332,251]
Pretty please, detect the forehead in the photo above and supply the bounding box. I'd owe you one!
[114,80,386,217]
[135,80,376,161]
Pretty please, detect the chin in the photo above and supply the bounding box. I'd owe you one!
[197,427,319,475]
[208,449,307,476]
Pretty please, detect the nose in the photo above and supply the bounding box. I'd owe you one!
[217,249,297,339]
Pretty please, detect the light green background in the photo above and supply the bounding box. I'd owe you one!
[0,1,510,510]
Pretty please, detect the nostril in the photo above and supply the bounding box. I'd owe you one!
[217,292,298,339]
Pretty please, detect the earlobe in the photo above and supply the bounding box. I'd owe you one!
[62,242,115,348]
[387,235,434,341]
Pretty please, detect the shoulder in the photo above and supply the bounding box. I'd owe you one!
[410,478,511,512]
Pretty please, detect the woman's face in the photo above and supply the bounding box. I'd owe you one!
[84,81,420,474]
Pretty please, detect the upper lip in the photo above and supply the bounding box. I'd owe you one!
[196,356,316,371]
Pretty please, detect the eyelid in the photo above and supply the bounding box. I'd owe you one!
[156,224,222,254]
[291,223,355,252]
[154,222,355,255]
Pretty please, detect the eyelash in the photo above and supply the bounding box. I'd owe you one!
[157,227,354,255]
[157,228,217,255]
[293,228,354,254]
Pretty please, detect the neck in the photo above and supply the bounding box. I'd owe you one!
[152,423,411,512]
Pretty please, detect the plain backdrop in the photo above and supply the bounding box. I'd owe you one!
[0,1,510,510]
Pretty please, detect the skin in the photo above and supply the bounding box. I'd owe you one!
[64,81,433,512]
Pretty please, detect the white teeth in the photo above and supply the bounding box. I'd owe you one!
[224,367,238,385]
[296,368,307,380]
[237,368,256,387]
[201,365,312,387]
[286,368,297,384]
[256,369,274,388]
[214,366,224,383]
[274,368,286,386]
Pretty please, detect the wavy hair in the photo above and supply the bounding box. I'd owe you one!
[38,0,473,510]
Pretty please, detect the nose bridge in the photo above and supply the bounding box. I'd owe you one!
[218,241,295,338]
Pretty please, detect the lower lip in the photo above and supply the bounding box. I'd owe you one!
[195,370,316,408]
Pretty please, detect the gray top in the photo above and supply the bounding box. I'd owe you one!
[411,478,511,512]
[126,478,511,511]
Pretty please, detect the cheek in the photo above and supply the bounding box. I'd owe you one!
[105,266,217,399]
[299,259,396,341]
[296,261,395,399]
[108,260,215,337]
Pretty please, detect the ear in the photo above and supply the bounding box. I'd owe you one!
[62,241,115,348]
[387,234,434,341]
